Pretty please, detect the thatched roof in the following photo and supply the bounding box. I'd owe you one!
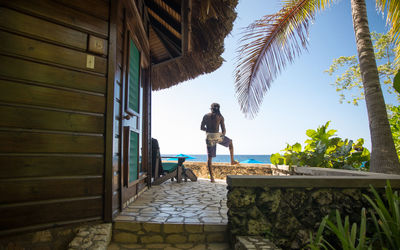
[150,0,238,90]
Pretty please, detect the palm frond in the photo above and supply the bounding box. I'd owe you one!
[234,0,334,118]
[376,0,400,66]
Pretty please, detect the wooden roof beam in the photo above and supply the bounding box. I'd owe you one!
[152,25,181,59]
[148,14,181,54]
[160,0,181,14]
[148,9,181,39]
[146,0,181,33]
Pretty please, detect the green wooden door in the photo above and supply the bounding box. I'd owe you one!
[122,37,143,186]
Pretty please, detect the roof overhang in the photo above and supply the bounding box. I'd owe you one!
[145,0,238,90]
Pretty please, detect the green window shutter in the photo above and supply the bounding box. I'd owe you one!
[128,39,140,113]
[129,131,139,182]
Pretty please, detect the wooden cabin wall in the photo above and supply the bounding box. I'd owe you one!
[0,0,110,234]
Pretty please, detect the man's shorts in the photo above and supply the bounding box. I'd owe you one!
[206,133,232,158]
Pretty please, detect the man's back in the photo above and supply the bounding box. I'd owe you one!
[201,113,225,133]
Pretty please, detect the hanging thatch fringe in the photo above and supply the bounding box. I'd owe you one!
[152,0,238,90]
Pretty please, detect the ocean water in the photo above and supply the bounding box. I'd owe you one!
[162,154,271,164]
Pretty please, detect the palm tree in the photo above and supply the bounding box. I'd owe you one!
[235,0,400,174]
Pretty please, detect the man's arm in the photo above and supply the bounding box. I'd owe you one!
[200,115,207,131]
[220,116,226,135]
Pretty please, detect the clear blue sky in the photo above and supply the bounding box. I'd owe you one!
[152,0,396,155]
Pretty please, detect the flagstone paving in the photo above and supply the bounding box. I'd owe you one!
[114,179,228,224]
[109,179,230,249]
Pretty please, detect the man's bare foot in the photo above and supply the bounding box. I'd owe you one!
[210,179,215,183]
[231,160,239,165]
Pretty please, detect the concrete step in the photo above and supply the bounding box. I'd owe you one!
[235,236,281,250]
[108,242,231,249]
[112,221,228,245]
[68,223,112,250]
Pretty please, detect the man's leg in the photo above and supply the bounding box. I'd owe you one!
[206,143,216,182]
[207,156,215,182]
[229,141,238,165]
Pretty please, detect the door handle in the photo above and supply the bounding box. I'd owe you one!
[123,115,131,120]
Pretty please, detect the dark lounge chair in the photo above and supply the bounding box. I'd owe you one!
[151,138,197,185]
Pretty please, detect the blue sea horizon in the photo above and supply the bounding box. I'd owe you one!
[162,154,271,164]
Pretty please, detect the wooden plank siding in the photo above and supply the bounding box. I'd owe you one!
[0,156,104,178]
[0,0,109,234]
[1,0,109,38]
[0,105,104,133]
[1,198,103,231]
[0,55,106,93]
[0,80,105,113]
[0,131,104,153]
[54,0,110,21]
[0,177,103,204]
[0,7,88,51]
[0,31,107,74]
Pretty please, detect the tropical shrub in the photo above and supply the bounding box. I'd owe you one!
[388,105,400,161]
[363,181,400,249]
[270,121,370,170]
[305,181,400,250]
[326,32,400,106]
[306,209,370,250]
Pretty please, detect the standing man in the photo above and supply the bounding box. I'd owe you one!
[200,103,237,182]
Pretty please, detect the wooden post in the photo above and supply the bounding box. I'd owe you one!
[143,68,152,187]
[104,0,118,222]
[177,165,182,183]
[181,0,192,55]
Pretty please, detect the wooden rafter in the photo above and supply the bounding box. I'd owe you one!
[154,0,181,18]
[148,13,181,53]
[147,8,181,39]
[150,19,181,58]
[146,0,181,33]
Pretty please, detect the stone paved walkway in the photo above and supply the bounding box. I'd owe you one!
[109,179,230,249]
[114,179,228,224]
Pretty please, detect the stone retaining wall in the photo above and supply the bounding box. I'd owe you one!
[0,222,111,250]
[181,162,290,180]
[0,222,103,250]
[227,174,400,249]
[68,223,112,250]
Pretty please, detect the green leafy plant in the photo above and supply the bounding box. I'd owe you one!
[394,69,400,94]
[305,181,400,250]
[326,32,400,106]
[387,104,400,161]
[271,121,370,170]
[306,216,331,250]
[363,181,400,249]
[326,209,370,250]
[305,209,371,250]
